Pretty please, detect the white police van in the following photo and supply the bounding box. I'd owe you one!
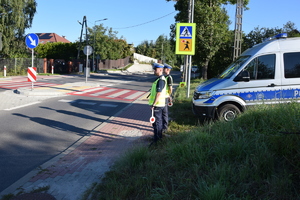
[192,33,300,122]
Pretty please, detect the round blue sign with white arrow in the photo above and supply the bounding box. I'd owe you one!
[25,33,39,49]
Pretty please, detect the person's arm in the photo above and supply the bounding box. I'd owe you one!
[152,91,163,106]
[168,76,173,101]
[152,78,165,107]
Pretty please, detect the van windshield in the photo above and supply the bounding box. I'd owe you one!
[218,56,250,79]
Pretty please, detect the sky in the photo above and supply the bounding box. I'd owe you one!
[25,0,300,46]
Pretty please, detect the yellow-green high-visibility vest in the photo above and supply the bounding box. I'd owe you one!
[149,76,166,107]
[165,75,171,97]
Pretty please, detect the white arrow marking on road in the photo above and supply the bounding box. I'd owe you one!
[99,103,118,107]
[28,35,37,47]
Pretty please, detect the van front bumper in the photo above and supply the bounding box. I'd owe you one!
[192,103,216,119]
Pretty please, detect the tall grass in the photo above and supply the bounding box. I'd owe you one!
[88,79,300,200]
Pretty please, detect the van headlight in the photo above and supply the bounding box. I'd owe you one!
[193,91,215,100]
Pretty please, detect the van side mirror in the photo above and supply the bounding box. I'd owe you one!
[234,70,250,82]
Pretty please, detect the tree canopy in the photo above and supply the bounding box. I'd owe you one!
[135,35,177,66]
[167,0,249,79]
[0,0,37,58]
[86,24,132,60]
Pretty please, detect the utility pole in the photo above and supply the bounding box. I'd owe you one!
[77,16,88,59]
[185,0,194,98]
[233,0,243,60]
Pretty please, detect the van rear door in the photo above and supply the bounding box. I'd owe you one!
[281,52,300,102]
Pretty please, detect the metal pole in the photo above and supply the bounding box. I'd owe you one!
[86,53,88,83]
[93,27,95,72]
[186,0,194,98]
[32,49,34,68]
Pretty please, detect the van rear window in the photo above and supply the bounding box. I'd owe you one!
[284,52,300,78]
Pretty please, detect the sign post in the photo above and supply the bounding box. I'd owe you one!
[25,33,39,89]
[83,45,93,83]
[175,23,196,98]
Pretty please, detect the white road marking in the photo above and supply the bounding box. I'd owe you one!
[78,102,97,105]
[125,91,144,99]
[107,90,130,98]
[58,99,76,103]
[73,87,102,95]
[99,103,118,107]
[90,88,117,96]
[4,102,41,111]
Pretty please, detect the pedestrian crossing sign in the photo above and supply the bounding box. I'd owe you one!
[175,23,196,55]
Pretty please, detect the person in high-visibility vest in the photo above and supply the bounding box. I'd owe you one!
[149,63,166,143]
[162,64,173,133]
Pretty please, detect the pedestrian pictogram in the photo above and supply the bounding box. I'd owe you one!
[180,26,192,38]
[175,23,196,55]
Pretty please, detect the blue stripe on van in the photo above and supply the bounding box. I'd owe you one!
[203,89,293,104]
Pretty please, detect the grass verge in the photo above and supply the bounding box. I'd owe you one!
[89,78,300,199]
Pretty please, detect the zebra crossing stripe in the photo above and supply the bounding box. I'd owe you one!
[90,88,117,96]
[107,90,130,98]
[73,87,102,95]
[124,91,145,99]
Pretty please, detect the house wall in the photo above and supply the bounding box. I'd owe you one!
[133,53,157,64]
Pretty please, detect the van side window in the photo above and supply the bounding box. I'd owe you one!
[284,52,300,78]
[244,54,275,80]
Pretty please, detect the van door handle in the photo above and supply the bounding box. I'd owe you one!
[268,83,275,87]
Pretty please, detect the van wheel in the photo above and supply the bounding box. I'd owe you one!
[217,104,241,122]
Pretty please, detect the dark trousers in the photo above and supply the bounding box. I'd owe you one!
[152,106,164,142]
[162,98,169,130]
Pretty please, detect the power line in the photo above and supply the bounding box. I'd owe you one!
[113,11,177,29]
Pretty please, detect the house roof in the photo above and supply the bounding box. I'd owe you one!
[36,33,71,44]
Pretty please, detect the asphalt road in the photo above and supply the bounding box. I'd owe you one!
[0,71,182,192]
[0,94,130,192]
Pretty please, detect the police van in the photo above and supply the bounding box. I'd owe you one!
[192,33,300,122]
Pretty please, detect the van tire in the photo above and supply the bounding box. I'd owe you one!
[217,104,241,122]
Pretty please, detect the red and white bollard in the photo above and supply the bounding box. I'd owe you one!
[4,66,6,77]
[51,66,54,74]
[28,67,37,90]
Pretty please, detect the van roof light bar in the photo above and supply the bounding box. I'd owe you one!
[263,33,288,42]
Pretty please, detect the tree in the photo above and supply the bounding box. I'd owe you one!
[283,21,300,37]
[135,40,157,58]
[35,42,78,61]
[244,21,300,49]
[167,0,249,79]
[135,35,177,66]
[0,0,37,58]
[87,25,132,60]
